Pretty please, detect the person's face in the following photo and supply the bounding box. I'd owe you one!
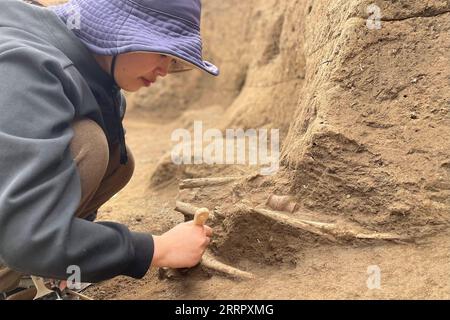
[114,52,173,92]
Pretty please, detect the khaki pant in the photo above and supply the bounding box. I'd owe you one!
[0,118,134,293]
[71,118,135,219]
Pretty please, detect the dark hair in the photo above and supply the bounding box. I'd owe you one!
[24,0,44,6]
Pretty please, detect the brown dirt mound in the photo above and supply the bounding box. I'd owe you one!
[143,0,450,238]
[41,0,450,299]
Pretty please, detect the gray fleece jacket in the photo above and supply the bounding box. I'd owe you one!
[0,0,154,282]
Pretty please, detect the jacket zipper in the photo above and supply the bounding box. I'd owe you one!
[112,87,128,165]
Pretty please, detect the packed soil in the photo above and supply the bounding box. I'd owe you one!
[39,0,450,299]
[84,110,450,300]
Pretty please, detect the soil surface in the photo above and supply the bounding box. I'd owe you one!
[84,112,450,300]
[39,0,450,300]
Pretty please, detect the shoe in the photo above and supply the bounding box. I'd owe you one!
[1,267,92,300]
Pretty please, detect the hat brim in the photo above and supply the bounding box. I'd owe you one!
[51,0,219,76]
[131,51,215,75]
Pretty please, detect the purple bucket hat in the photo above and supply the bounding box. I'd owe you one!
[50,0,219,76]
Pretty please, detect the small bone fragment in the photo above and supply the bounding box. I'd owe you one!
[253,207,405,241]
[266,195,298,213]
[179,177,239,189]
[201,253,254,280]
[175,201,200,221]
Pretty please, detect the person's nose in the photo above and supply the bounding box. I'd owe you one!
[156,64,169,78]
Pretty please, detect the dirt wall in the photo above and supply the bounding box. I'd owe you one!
[41,0,450,234]
[136,0,450,234]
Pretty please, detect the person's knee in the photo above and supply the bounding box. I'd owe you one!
[70,118,109,172]
[70,118,109,202]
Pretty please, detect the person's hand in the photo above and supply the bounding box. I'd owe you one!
[151,221,213,268]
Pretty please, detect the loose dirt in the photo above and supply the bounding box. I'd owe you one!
[39,0,450,300]
[84,111,450,300]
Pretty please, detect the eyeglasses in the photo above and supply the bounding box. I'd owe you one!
[168,58,194,74]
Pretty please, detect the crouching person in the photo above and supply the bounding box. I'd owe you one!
[0,0,219,299]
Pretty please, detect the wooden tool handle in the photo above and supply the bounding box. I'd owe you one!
[193,208,210,226]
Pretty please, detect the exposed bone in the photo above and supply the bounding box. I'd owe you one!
[179,177,239,189]
[201,253,254,280]
[158,253,254,281]
[353,232,407,240]
[253,208,337,241]
[168,201,254,280]
[289,218,406,240]
[175,201,201,221]
[252,208,405,242]
[266,195,299,213]
[175,202,216,223]
[65,289,94,300]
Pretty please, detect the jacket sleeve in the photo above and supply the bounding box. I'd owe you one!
[0,47,153,282]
